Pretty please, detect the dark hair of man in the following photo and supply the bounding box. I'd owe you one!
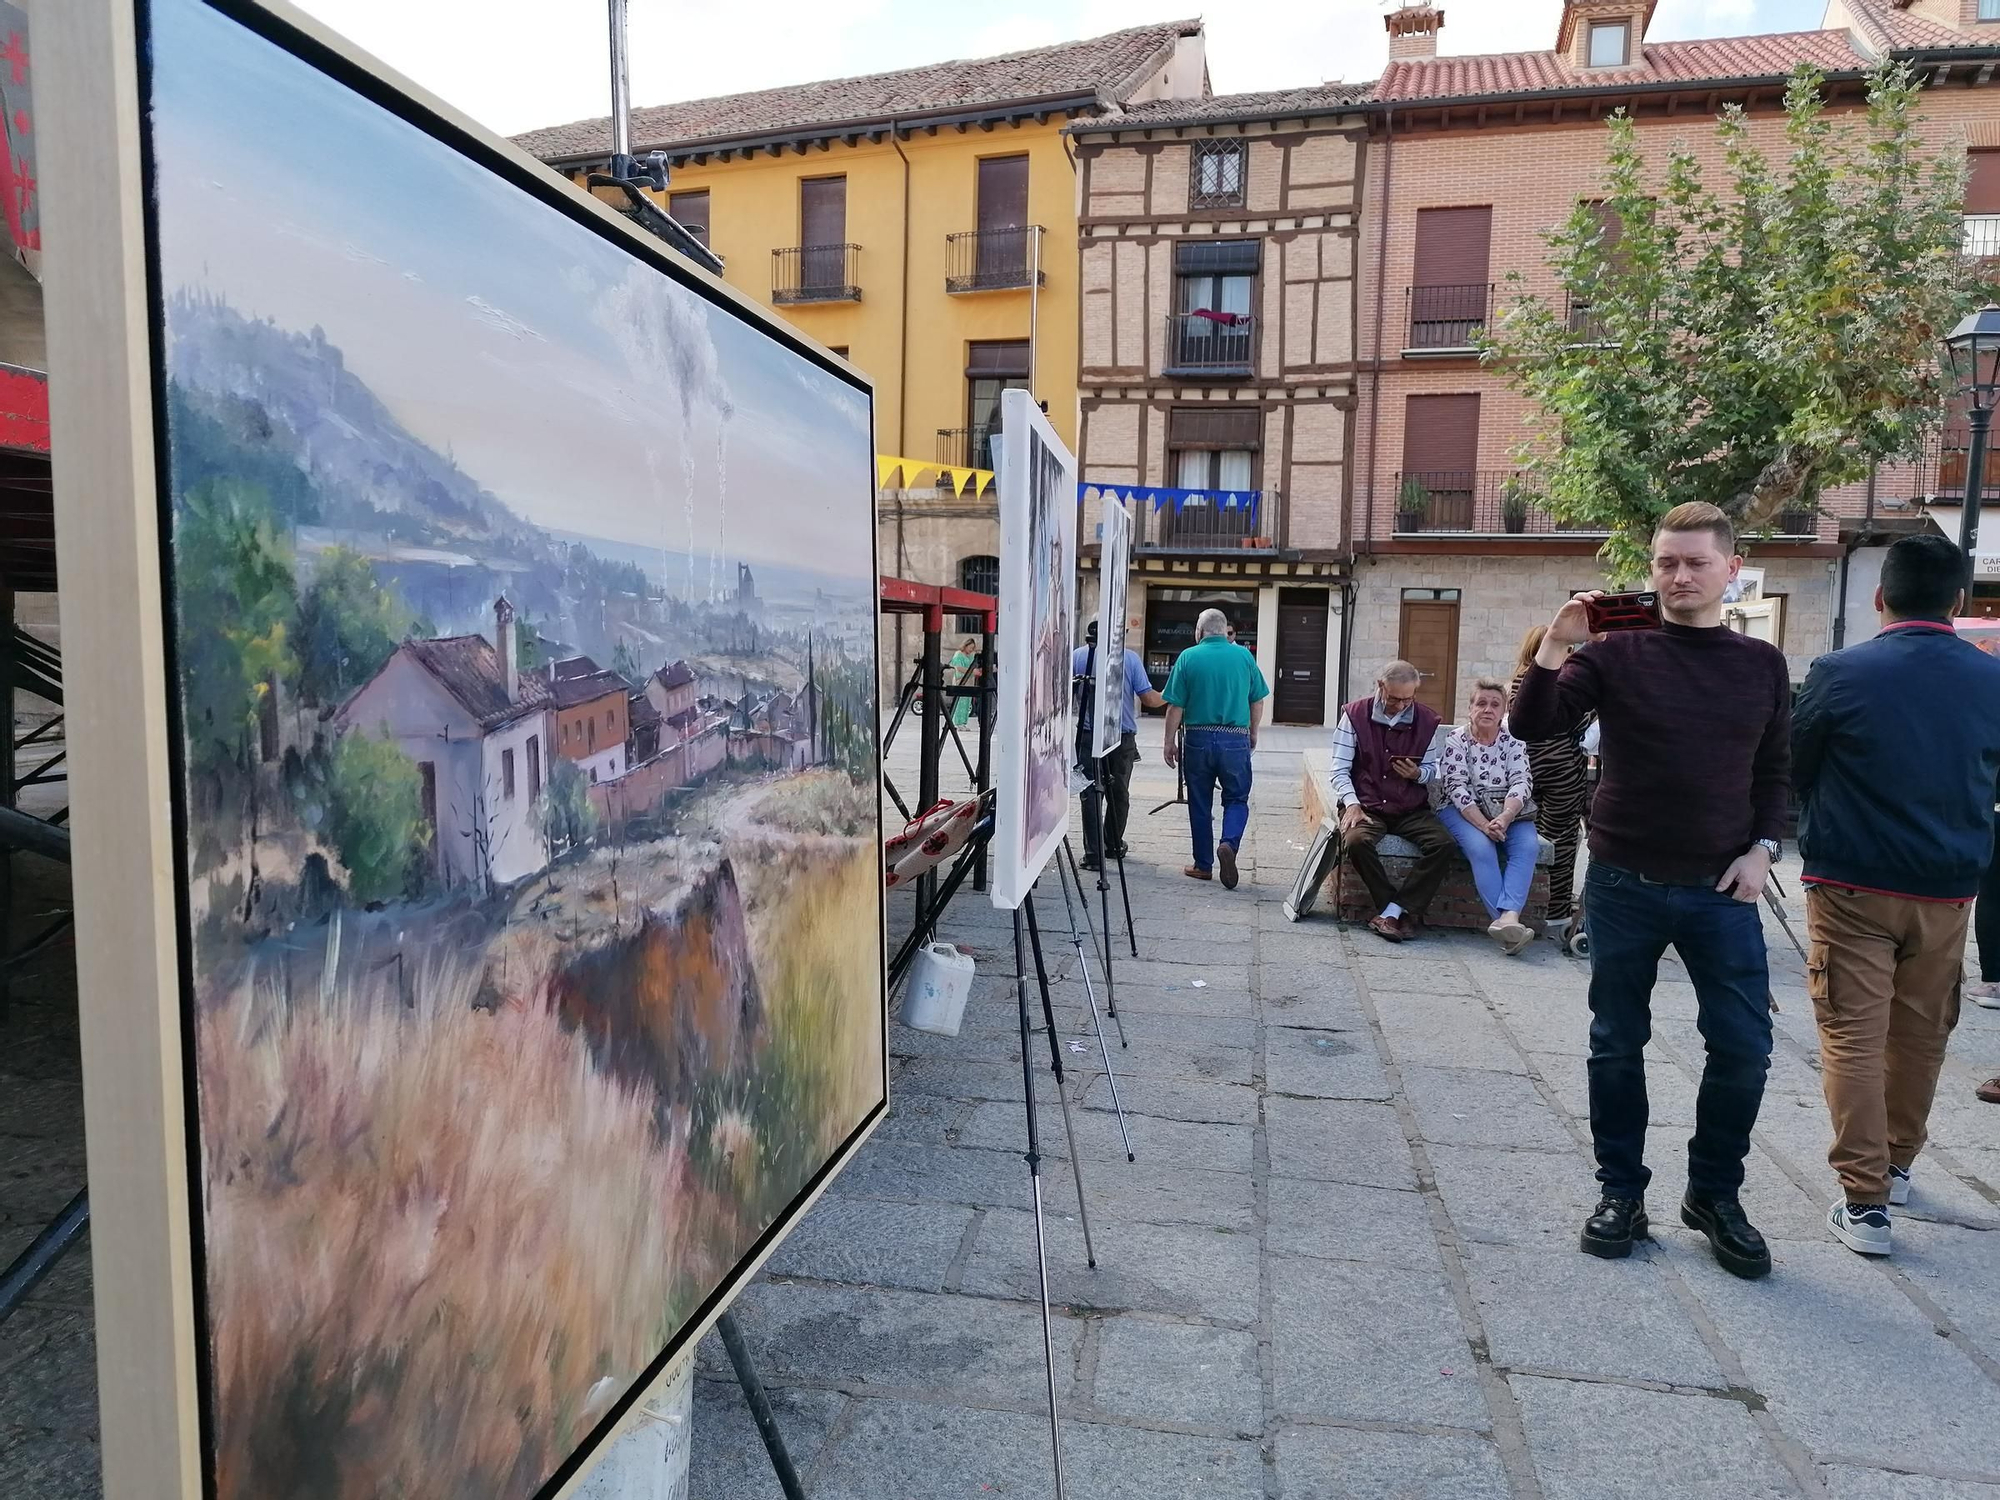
[1085,620,1099,643]
[1879,533,1969,622]
[1654,500,1736,554]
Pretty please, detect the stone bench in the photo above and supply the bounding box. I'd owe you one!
[1299,745,1552,932]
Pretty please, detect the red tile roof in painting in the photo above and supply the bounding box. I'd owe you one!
[405,635,551,729]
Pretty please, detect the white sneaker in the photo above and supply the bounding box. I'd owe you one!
[1967,981,2000,1010]
[1888,1164,1912,1206]
[1828,1201,1892,1257]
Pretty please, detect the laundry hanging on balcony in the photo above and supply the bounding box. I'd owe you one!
[1078,481,1261,517]
[1186,308,1251,327]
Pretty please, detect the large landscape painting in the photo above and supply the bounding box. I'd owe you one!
[144,2,884,1495]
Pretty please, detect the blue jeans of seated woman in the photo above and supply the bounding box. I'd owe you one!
[1439,802,1539,918]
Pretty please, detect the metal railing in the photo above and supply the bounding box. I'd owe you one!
[1131,492,1275,552]
[936,425,999,471]
[1163,312,1257,376]
[1565,294,1612,343]
[1405,283,1493,351]
[772,243,860,303]
[1965,215,2000,259]
[944,226,1046,293]
[1390,470,1594,535]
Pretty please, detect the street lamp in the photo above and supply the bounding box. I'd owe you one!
[1941,305,2000,561]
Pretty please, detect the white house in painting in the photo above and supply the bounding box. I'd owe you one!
[336,597,552,890]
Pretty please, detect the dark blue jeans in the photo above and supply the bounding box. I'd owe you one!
[1182,727,1252,872]
[1582,860,1772,1200]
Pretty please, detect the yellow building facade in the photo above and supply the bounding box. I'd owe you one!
[515,21,1208,630]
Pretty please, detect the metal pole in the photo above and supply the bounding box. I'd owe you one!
[717,1311,807,1500]
[1062,836,1125,1045]
[916,618,944,945]
[1959,404,1992,568]
[1028,226,1042,396]
[0,1190,87,1326]
[1055,845,1134,1157]
[606,0,633,173]
[1012,908,1068,1500]
[974,629,996,893]
[1024,892,1097,1267]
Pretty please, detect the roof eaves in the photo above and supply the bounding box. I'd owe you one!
[545,89,1108,166]
[1371,65,1873,114]
[1069,86,1374,136]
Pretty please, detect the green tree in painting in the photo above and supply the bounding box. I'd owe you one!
[294,546,417,707]
[542,756,596,856]
[1479,63,1986,579]
[174,479,298,771]
[324,730,429,902]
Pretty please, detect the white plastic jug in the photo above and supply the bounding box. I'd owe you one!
[900,942,976,1035]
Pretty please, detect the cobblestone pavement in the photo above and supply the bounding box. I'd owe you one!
[688,721,2000,1499]
[5,723,1998,1497]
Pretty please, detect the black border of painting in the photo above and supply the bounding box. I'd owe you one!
[129,2,890,1495]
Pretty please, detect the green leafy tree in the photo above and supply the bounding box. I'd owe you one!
[295,546,416,707]
[541,756,597,856]
[174,479,298,770]
[1480,63,1987,578]
[324,730,430,902]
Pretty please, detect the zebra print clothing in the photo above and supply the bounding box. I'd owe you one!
[1510,668,1591,922]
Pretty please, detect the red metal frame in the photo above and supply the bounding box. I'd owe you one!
[879,574,996,633]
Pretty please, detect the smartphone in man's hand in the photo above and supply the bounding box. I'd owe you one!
[1583,590,1664,633]
[1390,755,1423,781]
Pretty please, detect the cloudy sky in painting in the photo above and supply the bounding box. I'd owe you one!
[147,0,874,583]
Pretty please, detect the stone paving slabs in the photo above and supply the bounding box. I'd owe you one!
[1820,1468,2000,1499]
[1372,991,1529,1073]
[958,1207,1262,1323]
[1078,1071,1259,1125]
[687,1377,846,1499]
[1274,1424,1513,1500]
[832,1138,1040,1209]
[1426,1141,1604,1250]
[1262,1025,1395,1100]
[1399,1063,1577,1152]
[956,1098,1255,1172]
[1510,1374,1806,1499]
[1263,1095,1419,1190]
[1266,1178,1443,1268]
[1269,1257,1489,1431]
[1090,1318,1262,1434]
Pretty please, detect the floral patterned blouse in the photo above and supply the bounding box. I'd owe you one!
[1439,727,1533,814]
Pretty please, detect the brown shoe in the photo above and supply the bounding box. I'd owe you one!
[1217,842,1239,890]
[1183,865,1212,881]
[1367,914,1404,943]
[1979,1077,2000,1105]
[1397,914,1424,941]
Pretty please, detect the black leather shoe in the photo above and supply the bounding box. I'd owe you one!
[1580,1196,1649,1258]
[1681,1192,1772,1280]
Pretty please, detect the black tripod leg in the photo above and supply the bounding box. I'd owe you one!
[1012,906,1069,1500]
[717,1311,808,1500]
[1116,852,1137,958]
[1024,892,1098,1267]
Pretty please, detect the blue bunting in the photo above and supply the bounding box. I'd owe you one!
[1077,481,1262,520]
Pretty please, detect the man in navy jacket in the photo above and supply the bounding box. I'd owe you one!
[1792,533,2000,1257]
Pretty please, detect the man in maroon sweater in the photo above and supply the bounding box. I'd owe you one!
[1512,502,1791,1281]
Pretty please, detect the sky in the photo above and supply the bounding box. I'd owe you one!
[288,0,1845,140]
[150,0,877,591]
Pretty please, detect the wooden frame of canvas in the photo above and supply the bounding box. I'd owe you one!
[38,2,887,1495]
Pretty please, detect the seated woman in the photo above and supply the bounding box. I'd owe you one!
[1438,678,1539,954]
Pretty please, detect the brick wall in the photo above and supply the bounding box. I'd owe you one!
[1356,87,2000,541]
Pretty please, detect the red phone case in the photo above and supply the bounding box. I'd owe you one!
[1584,591,1663,633]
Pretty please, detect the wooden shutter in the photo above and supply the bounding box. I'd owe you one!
[966,341,1030,377]
[801,176,845,244]
[1402,393,1481,475]
[1167,407,1262,450]
[1968,151,2000,215]
[977,156,1029,231]
[1413,206,1492,287]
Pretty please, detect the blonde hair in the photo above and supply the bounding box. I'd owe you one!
[1656,501,1736,554]
[1514,625,1546,681]
[1469,676,1507,706]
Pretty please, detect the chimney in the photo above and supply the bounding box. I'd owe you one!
[1385,3,1444,60]
[493,595,518,703]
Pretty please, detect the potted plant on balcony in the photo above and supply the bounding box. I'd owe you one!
[1500,480,1532,535]
[1395,477,1430,534]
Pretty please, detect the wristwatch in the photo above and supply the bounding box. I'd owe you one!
[1754,838,1782,863]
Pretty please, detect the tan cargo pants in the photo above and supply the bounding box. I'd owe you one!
[1804,883,1968,1205]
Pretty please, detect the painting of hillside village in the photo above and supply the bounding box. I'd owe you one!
[144,2,884,1496]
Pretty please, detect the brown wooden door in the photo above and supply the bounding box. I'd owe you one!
[1274,588,1330,725]
[1398,598,1460,719]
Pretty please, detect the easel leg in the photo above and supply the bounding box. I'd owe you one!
[1011,907,1069,1500]
[1023,892,1098,1268]
[1062,837,1128,1050]
[1087,780,1122,1018]
[717,1310,808,1500]
[1054,846,1134,1159]
[1116,852,1137,959]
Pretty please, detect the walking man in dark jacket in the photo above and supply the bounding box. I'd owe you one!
[1791,533,2000,1256]
[1514,503,1790,1279]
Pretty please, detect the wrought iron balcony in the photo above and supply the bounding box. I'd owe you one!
[1965,215,2000,260]
[772,243,860,304]
[1163,312,1256,378]
[936,425,1000,472]
[1132,491,1275,553]
[1565,294,1613,344]
[1405,283,1493,353]
[1390,470,1597,536]
[944,226,1046,293]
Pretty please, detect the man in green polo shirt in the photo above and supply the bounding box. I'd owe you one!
[1162,608,1269,889]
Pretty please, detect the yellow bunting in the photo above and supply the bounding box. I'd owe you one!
[876,456,902,488]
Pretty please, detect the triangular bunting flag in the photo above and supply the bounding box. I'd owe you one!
[877,456,901,488]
